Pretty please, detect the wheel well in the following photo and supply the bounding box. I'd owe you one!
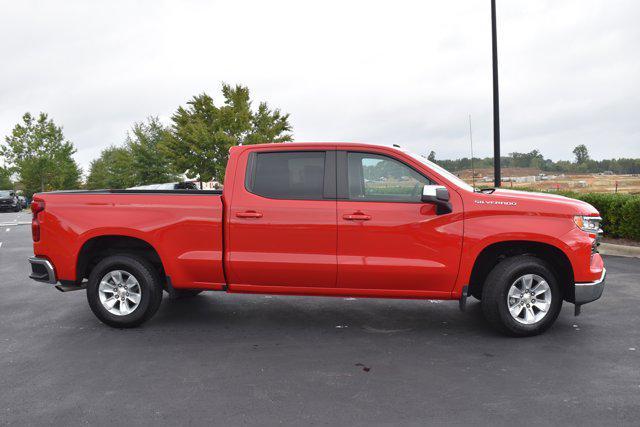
[76,236,166,285]
[468,241,574,300]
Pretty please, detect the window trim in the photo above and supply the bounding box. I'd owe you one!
[244,149,336,201]
[337,150,434,204]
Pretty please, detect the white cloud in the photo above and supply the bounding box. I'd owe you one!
[0,0,638,170]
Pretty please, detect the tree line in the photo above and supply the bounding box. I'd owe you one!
[0,84,292,197]
[2,83,639,198]
[430,145,640,175]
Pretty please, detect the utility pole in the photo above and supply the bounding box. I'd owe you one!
[491,0,501,187]
[469,115,475,190]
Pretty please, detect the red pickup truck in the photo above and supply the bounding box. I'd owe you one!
[28,143,605,336]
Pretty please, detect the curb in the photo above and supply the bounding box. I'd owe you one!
[599,243,640,259]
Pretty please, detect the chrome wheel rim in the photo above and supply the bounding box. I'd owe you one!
[507,274,551,325]
[98,270,142,316]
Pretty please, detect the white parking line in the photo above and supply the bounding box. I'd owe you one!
[0,242,3,248]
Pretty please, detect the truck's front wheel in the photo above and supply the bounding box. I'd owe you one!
[481,255,562,336]
[86,255,163,328]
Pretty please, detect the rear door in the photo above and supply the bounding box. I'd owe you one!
[226,148,337,288]
[336,150,463,294]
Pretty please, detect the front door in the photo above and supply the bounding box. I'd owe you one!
[336,150,463,295]
[227,149,337,288]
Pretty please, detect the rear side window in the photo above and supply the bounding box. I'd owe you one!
[247,151,327,200]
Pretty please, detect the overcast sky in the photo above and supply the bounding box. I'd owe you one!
[1,0,638,171]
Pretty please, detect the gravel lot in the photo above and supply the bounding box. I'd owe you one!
[1,210,639,426]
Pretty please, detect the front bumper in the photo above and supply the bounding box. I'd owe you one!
[575,268,606,305]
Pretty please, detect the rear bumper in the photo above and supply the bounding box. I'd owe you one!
[28,257,57,284]
[574,268,606,305]
[29,257,86,292]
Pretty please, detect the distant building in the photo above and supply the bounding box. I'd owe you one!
[200,180,222,190]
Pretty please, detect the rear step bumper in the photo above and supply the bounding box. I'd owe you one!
[28,257,57,284]
[29,257,87,292]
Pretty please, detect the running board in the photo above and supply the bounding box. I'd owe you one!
[55,282,87,292]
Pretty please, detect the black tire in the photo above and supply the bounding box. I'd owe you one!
[481,255,563,337]
[86,255,163,328]
[170,289,203,299]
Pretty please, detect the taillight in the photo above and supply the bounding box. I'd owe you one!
[31,199,45,242]
[31,199,45,215]
[32,219,40,242]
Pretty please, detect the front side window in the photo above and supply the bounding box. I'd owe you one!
[347,152,432,202]
[248,151,326,200]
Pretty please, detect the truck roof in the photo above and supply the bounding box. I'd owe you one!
[234,141,408,152]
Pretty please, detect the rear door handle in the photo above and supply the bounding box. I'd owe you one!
[236,211,263,219]
[343,212,371,221]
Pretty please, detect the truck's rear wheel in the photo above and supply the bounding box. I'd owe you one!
[86,255,163,328]
[481,255,562,337]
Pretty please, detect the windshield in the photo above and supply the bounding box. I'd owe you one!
[405,151,475,192]
[0,191,12,198]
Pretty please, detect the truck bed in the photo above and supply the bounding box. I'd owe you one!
[45,189,223,195]
[33,191,226,290]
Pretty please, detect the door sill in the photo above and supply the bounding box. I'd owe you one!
[227,284,452,300]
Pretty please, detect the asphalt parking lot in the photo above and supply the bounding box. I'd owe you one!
[1,210,639,426]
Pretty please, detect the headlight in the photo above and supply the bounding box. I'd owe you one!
[574,215,602,233]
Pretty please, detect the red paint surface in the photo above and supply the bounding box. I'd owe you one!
[32,193,225,289]
[32,142,603,299]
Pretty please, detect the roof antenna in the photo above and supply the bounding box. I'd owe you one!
[468,114,476,190]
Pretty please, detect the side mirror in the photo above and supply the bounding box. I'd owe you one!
[421,185,452,215]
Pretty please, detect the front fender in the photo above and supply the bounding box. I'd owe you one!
[452,213,578,297]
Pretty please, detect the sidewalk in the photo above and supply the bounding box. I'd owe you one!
[599,242,640,258]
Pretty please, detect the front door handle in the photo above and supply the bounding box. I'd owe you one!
[343,212,371,221]
[236,211,263,219]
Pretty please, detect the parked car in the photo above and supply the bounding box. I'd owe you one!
[127,181,199,190]
[27,143,605,336]
[18,195,28,209]
[0,190,21,212]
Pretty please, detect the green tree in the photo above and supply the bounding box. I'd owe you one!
[0,166,12,188]
[127,117,178,185]
[86,146,136,189]
[573,144,590,164]
[508,149,544,168]
[162,83,293,183]
[1,112,81,197]
[427,151,436,162]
